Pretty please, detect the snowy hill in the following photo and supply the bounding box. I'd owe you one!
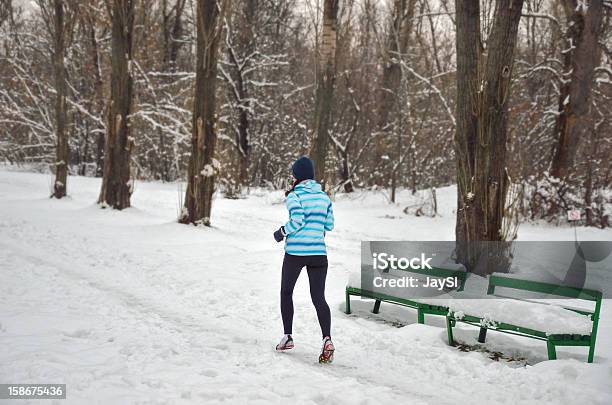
[1,169,611,404]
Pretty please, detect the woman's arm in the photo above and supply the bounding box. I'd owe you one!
[324,201,334,232]
[283,193,305,235]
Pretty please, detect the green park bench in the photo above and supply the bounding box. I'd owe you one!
[345,265,467,324]
[445,274,602,363]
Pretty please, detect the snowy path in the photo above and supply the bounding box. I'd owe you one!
[1,170,611,405]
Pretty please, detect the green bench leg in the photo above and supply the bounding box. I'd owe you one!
[417,309,425,324]
[588,337,596,363]
[546,339,557,360]
[477,327,487,343]
[345,290,351,314]
[372,300,381,314]
[446,316,454,345]
[588,303,600,363]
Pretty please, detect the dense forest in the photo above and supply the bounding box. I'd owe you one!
[1,0,611,229]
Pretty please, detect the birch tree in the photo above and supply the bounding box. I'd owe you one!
[310,0,339,186]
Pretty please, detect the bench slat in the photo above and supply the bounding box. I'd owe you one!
[489,275,602,301]
[489,293,595,316]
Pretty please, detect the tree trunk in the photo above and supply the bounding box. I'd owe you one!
[158,0,186,181]
[52,0,68,198]
[478,0,524,240]
[455,0,481,266]
[88,14,105,178]
[584,119,601,227]
[162,0,186,66]
[550,0,603,181]
[95,130,104,177]
[0,1,12,27]
[235,0,256,189]
[390,171,397,203]
[237,100,250,187]
[339,149,353,192]
[98,0,135,209]
[310,0,339,186]
[169,0,186,64]
[180,0,223,226]
[455,0,524,271]
[585,156,593,226]
[377,0,416,132]
[375,0,416,197]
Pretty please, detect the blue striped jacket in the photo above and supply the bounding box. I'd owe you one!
[283,180,334,256]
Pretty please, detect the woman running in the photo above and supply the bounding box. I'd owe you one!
[272,156,335,363]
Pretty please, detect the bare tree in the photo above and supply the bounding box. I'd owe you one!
[83,2,107,177]
[0,0,12,27]
[221,0,256,190]
[37,0,77,198]
[162,0,187,67]
[98,0,136,209]
[455,0,525,270]
[380,0,416,202]
[550,0,604,180]
[310,0,339,186]
[377,0,416,132]
[155,0,187,181]
[180,0,226,225]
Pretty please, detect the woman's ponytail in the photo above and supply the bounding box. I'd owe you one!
[285,179,302,197]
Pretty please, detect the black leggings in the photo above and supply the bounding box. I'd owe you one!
[280,253,331,338]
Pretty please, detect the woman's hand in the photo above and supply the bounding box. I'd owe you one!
[273,227,285,242]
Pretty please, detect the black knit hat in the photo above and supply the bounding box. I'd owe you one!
[292,156,315,181]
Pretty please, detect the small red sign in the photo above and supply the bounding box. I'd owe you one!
[567,210,581,221]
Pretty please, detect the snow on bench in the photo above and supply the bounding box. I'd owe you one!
[348,269,593,335]
[448,299,593,336]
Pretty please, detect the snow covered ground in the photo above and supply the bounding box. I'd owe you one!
[1,168,611,405]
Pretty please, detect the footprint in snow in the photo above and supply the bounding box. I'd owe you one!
[201,369,218,378]
[63,329,92,339]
